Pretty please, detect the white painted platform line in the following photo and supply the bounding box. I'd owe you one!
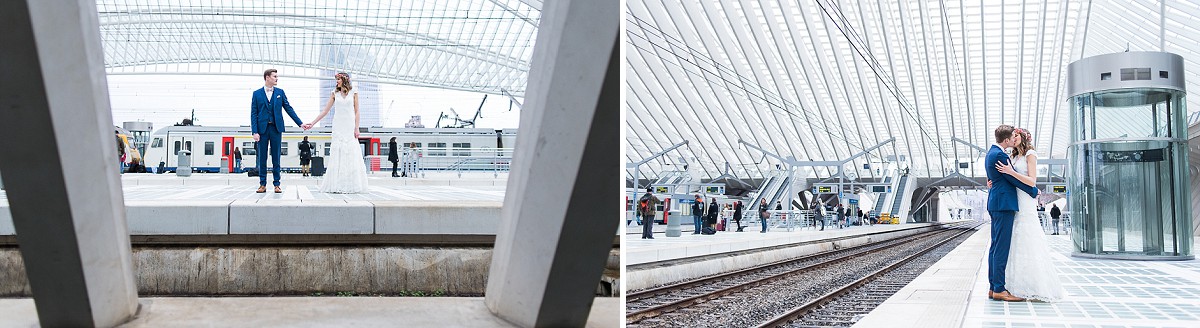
[959,233,1200,328]
[626,223,939,265]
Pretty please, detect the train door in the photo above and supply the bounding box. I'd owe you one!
[358,138,370,156]
[170,136,193,170]
[222,136,234,172]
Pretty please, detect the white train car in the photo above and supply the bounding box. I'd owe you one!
[144,125,518,173]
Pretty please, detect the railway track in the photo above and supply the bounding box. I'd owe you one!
[625,221,981,327]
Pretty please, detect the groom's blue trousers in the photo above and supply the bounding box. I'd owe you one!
[256,123,283,187]
[988,210,1017,293]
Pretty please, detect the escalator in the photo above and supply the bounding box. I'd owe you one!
[762,176,792,210]
[747,174,780,212]
[889,174,910,216]
[873,192,888,216]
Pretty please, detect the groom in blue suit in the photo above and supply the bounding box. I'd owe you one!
[251,69,309,193]
[985,124,1039,302]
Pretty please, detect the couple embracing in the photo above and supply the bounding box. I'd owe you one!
[985,125,1065,302]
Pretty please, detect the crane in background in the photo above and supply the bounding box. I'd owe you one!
[436,95,487,128]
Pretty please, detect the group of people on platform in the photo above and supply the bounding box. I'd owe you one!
[634,187,878,239]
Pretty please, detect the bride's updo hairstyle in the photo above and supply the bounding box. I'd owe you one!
[1013,128,1034,157]
[335,72,352,95]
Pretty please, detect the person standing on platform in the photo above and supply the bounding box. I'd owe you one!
[1050,204,1062,235]
[840,203,849,228]
[691,194,704,235]
[810,199,824,230]
[388,137,399,177]
[639,187,660,239]
[733,201,744,232]
[298,136,313,177]
[759,198,770,233]
[233,147,242,173]
[252,69,310,193]
[705,198,719,234]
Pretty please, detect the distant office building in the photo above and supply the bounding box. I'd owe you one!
[317,35,381,128]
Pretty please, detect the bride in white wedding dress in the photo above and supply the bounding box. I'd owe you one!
[995,128,1066,302]
[306,72,368,194]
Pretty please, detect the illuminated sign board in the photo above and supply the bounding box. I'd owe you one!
[1051,185,1066,193]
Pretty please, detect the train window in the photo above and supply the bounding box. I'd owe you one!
[407,142,421,149]
[452,142,471,156]
[204,142,214,156]
[185,141,192,151]
[325,143,331,156]
[280,142,288,156]
[428,142,446,156]
[242,142,256,156]
[173,141,181,155]
[151,138,163,148]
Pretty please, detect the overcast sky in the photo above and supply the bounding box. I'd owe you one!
[108,74,524,132]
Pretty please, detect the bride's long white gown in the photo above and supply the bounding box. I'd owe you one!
[1005,150,1065,301]
[318,88,368,193]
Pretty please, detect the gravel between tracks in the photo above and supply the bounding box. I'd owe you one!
[627,226,975,328]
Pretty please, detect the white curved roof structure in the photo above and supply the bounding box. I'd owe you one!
[626,0,1200,182]
[97,0,541,96]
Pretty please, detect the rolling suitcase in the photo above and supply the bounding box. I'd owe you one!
[311,157,326,177]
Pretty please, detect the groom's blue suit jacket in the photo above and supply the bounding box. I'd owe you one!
[250,87,304,135]
[985,145,1039,212]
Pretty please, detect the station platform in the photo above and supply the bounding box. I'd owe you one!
[855,225,1200,328]
[0,173,506,236]
[625,222,946,291]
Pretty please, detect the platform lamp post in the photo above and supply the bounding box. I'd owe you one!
[628,140,689,237]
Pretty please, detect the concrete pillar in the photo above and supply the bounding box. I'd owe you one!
[483,0,617,326]
[0,1,139,327]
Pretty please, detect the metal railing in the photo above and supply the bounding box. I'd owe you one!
[363,147,514,178]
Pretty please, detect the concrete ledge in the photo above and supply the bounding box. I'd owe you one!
[374,201,502,234]
[126,200,231,235]
[0,247,493,296]
[230,199,374,234]
[0,297,618,328]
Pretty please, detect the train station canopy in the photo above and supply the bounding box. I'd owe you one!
[97,0,542,96]
[625,0,1200,181]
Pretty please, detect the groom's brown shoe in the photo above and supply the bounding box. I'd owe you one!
[992,291,1025,302]
[988,290,995,299]
[256,185,267,193]
[274,186,283,193]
